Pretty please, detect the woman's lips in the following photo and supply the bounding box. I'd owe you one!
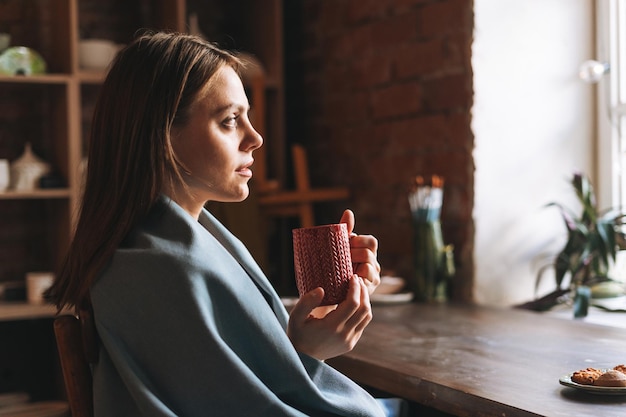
[236,161,254,177]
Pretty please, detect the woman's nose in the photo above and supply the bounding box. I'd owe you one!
[245,125,263,151]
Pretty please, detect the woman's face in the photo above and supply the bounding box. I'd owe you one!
[171,65,263,207]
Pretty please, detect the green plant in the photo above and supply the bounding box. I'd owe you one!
[518,173,626,315]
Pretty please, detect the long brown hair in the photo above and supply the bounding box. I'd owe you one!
[49,31,241,312]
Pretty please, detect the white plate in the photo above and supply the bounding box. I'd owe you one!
[374,276,406,295]
[559,374,626,395]
[371,292,414,305]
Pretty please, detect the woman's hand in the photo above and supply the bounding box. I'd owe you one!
[340,209,381,294]
[287,275,372,360]
[287,209,381,360]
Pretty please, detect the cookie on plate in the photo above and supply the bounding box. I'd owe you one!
[571,367,603,385]
[595,369,626,387]
[613,364,626,375]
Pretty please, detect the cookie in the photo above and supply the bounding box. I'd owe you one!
[571,367,603,385]
[613,364,626,375]
[595,369,626,387]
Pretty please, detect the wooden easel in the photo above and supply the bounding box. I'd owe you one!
[244,66,348,227]
[258,144,349,228]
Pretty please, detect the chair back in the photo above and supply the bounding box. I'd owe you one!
[53,308,99,417]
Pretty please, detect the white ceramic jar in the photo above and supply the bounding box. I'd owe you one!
[10,143,51,191]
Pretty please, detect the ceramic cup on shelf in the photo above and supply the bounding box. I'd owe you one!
[0,159,9,191]
[26,271,55,304]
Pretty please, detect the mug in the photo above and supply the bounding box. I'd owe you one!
[26,271,55,304]
[292,223,353,305]
[0,159,9,191]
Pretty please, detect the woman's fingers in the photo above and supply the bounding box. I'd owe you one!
[339,209,355,234]
[287,276,373,360]
[289,287,324,323]
[342,277,372,334]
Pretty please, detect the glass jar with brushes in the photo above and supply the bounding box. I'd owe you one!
[408,175,455,302]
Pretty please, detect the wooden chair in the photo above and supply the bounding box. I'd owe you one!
[53,308,99,417]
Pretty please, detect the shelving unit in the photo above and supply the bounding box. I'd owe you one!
[0,0,187,285]
[0,0,187,403]
[0,0,291,287]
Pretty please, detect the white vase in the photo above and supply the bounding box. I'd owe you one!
[10,143,51,191]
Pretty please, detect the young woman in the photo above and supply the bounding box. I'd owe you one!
[49,31,387,416]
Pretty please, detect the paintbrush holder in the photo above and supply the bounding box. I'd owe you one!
[412,219,446,302]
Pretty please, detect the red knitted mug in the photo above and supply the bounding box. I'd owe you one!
[292,223,353,305]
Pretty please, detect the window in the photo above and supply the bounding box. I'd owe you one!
[596,0,626,210]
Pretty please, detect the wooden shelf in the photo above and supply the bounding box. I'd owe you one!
[0,74,72,85]
[0,302,59,322]
[258,189,349,205]
[0,189,71,200]
[77,70,107,84]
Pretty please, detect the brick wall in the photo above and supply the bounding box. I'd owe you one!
[285,0,475,302]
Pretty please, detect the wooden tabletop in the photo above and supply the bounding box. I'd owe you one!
[327,302,626,417]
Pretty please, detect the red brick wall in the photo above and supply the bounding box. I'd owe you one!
[285,0,475,302]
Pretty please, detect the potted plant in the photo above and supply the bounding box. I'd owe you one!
[518,172,626,317]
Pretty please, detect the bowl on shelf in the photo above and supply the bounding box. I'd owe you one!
[0,46,46,76]
[78,39,122,70]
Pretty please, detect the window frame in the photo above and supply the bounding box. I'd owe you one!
[597,0,626,211]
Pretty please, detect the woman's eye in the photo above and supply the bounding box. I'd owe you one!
[223,116,238,128]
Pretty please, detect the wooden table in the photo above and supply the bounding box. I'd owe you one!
[327,303,626,417]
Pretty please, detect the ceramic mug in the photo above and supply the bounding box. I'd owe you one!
[0,159,9,191]
[26,271,55,304]
[292,223,353,305]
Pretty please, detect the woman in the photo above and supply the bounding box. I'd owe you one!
[49,31,386,416]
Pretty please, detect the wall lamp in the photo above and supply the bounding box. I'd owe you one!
[579,59,611,84]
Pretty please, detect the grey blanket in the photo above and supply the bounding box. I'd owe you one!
[91,196,385,417]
